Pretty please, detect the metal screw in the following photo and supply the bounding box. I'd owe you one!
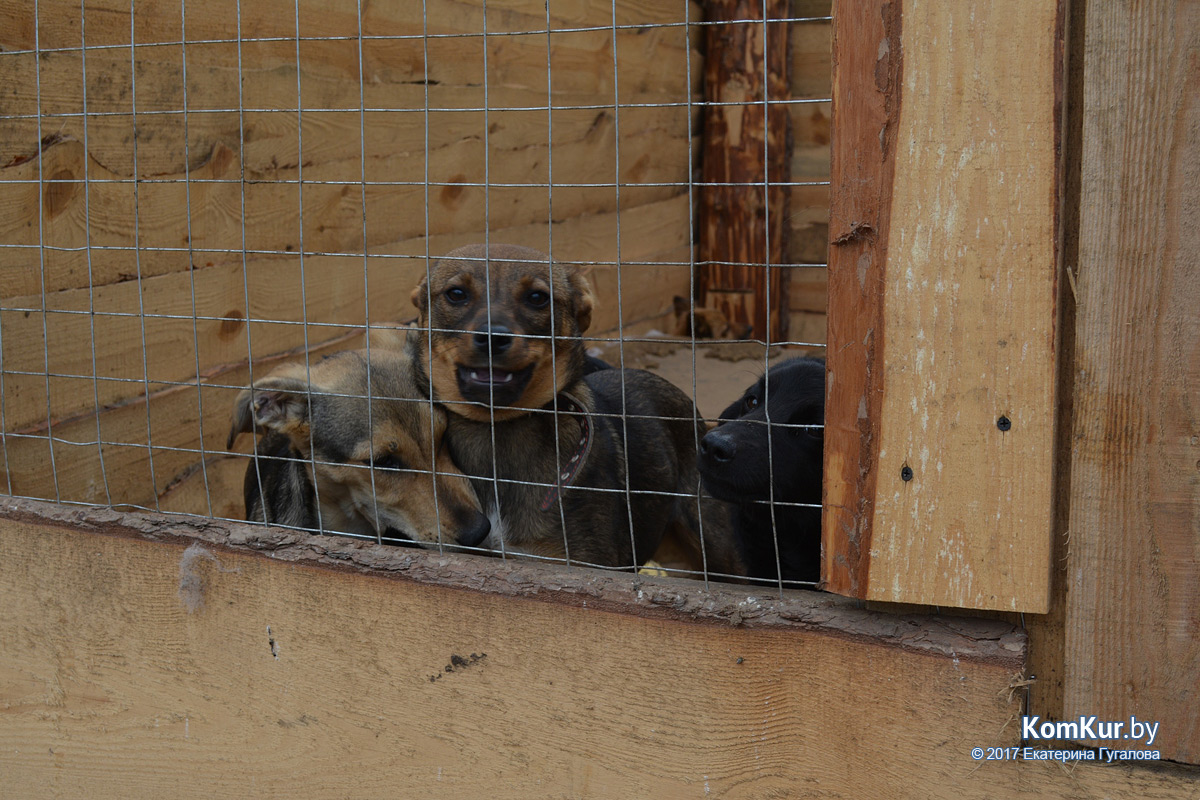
[997,415,1012,432]
[901,466,913,482]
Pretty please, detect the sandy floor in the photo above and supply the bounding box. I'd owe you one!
[585,337,822,422]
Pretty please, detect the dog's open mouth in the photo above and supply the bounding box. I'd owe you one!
[465,367,516,385]
[456,363,535,406]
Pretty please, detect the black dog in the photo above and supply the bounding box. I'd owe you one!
[697,357,825,585]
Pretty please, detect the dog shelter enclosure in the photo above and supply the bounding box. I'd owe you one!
[1,0,1198,797]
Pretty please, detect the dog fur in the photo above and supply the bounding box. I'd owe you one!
[227,348,490,548]
[672,295,752,340]
[697,357,825,584]
[409,243,745,572]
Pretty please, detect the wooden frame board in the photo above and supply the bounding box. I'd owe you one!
[4,499,1198,798]
[823,0,1063,612]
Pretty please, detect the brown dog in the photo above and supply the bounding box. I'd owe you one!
[672,295,753,340]
[409,243,746,574]
[227,348,490,549]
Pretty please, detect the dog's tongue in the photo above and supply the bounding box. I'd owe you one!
[470,368,514,385]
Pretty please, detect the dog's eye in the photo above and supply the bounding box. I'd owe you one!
[367,453,406,471]
[444,287,469,305]
[744,395,760,411]
[525,290,550,309]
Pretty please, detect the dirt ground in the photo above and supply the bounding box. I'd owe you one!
[584,337,823,422]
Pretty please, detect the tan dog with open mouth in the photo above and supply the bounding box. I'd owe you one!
[227,348,490,549]
[409,243,746,574]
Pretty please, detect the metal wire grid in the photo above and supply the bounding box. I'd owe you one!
[0,1,831,591]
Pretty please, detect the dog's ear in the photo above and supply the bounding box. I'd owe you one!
[673,295,688,316]
[410,275,429,320]
[226,376,312,449]
[567,269,595,334]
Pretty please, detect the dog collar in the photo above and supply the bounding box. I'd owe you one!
[539,391,593,512]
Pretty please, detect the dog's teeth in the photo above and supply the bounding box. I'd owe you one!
[468,368,514,384]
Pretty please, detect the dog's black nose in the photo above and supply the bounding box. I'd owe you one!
[472,323,514,355]
[700,430,736,463]
[457,510,492,548]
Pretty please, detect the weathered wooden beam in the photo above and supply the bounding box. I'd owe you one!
[1062,0,1200,764]
[823,0,1063,612]
[698,0,791,343]
[3,500,1198,797]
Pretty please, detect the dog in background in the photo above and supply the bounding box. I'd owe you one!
[697,357,825,585]
[672,295,752,340]
[227,348,490,549]
[409,243,745,573]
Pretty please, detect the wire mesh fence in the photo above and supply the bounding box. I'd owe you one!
[0,0,831,592]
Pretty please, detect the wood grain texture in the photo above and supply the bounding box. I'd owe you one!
[1063,0,1200,763]
[2,499,1198,799]
[698,0,791,343]
[0,0,704,367]
[825,0,1061,612]
[823,0,901,598]
[785,6,832,345]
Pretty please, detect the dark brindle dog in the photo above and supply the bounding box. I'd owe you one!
[698,357,825,584]
[227,348,490,548]
[409,243,744,573]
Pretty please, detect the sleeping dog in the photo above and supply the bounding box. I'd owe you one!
[409,243,744,574]
[227,348,490,549]
[697,357,825,585]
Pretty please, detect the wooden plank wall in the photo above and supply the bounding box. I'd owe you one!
[4,500,1200,798]
[823,0,1061,612]
[787,0,831,346]
[1059,0,1200,764]
[0,0,703,506]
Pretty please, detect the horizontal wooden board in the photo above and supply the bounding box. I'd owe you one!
[2,500,1195,799]
[825,0,1060,612]
[0,0,704,49]
[0,114,696,299]
[0,0,703,296]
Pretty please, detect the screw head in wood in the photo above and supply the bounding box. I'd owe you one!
[901,465,913,482]
[997,415,1012,432]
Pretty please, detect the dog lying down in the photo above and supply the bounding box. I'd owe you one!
[697,357,825,585]
[409,243,745,574]
[227,348,490,548]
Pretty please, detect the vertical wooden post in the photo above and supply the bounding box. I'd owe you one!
[823,0,1064,612]
[698,0,791,343]
[1061,0,1200,763]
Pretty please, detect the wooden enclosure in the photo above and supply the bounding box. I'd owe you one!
[1,0,1198,797]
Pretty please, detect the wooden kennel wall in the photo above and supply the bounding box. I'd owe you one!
[0,0,831,515]
[1,0,1198,797]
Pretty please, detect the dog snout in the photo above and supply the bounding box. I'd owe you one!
[457,510,492,548]
[472,323,515,356]
[700,429,737,463]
